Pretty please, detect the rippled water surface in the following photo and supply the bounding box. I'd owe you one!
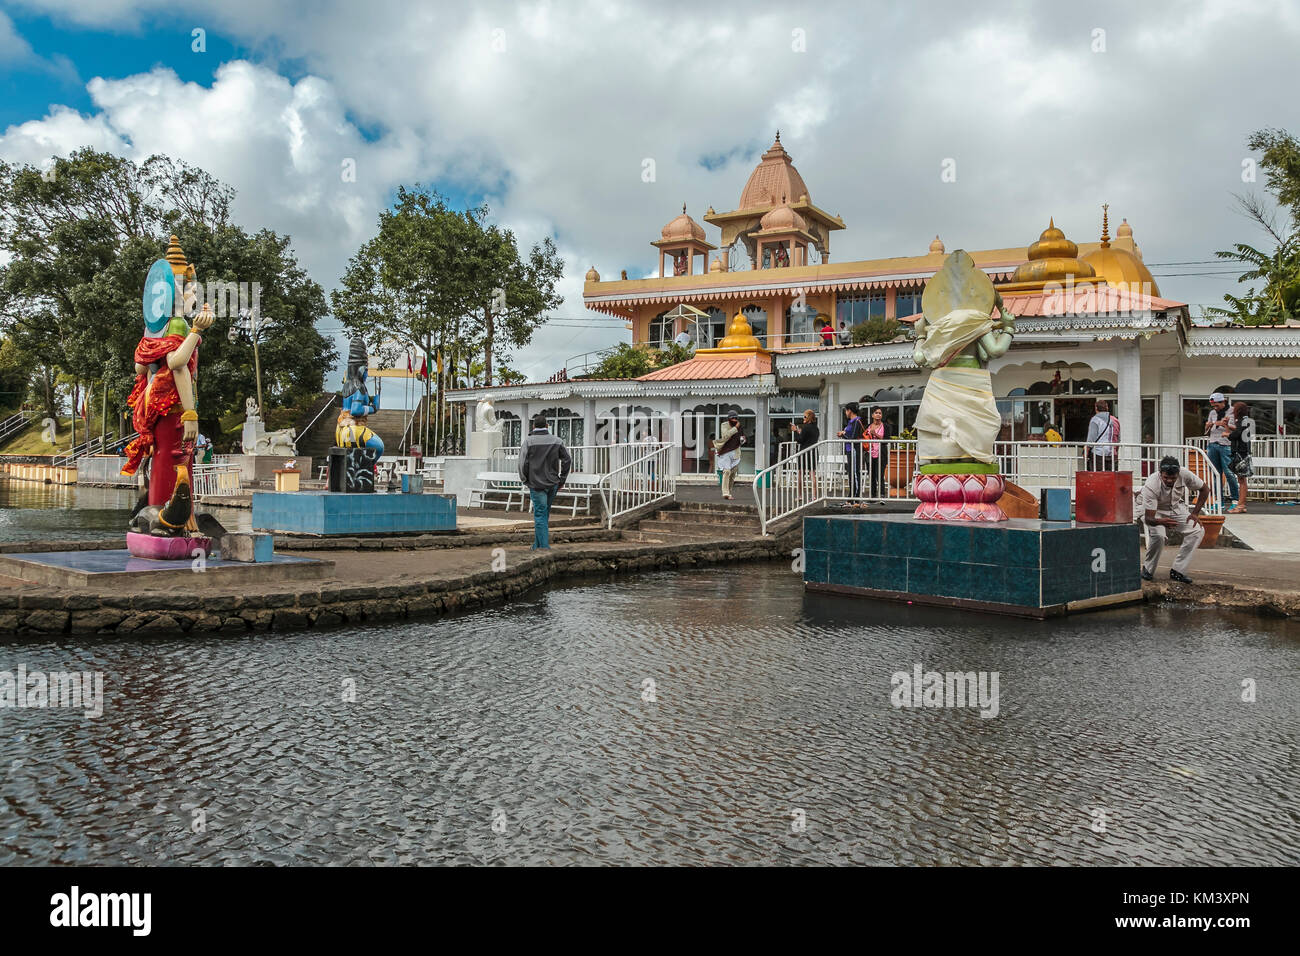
[2,565,1298,865]
[0,481,248,541]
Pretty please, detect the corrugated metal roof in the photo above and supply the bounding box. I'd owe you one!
[1001,287,1186,316]
[637,352,773,381]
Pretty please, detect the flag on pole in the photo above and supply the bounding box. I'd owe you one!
[418,357,427,380]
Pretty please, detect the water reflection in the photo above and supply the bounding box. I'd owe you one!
[0,565,1296,865]
[0,480,249,541]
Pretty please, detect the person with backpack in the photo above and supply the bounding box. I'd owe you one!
[837,403,866,500]
[1085,399,1119,470]
[1226,400,1254,513]
[1204,392,1239,511]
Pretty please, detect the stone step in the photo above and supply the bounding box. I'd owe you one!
[621,529,759,544]
[634,519,759,539]
[675,500,760,517]
[655,508,760,528]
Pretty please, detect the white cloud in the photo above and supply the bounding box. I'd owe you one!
[2,0,1299,379]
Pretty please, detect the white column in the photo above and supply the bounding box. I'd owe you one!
[754,394,769,476]
[583,398,596,449]
[1159,363,1180,446]
[668,396,682,476]
[1116,342,1141,470]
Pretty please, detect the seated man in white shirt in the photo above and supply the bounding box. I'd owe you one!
[1139,455,1210,584]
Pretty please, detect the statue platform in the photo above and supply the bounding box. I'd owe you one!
[803,514,1141,618]
[0,549,329,589]
[252,490,457,536]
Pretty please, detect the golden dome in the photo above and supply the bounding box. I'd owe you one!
[709,257,723,273]
[1081,209,1159,296]
[1003,218,1096,290]
[585,265,600,282]
[929,235,945,254]
[759,198,807,232]
[661,204,705,241]
[716,311,762,350]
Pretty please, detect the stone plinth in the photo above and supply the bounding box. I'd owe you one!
[803,514,1141,617]
[220,454,312,484]
[467,430,503,460]
[252,490,457,536]
[442,456,490,507]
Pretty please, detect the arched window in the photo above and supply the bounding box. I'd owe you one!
[496,410,522,448]
[597,404,665,445]
[537,406,583,446]
[702,307,727,347]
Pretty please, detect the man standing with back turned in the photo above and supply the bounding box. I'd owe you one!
[519,415,572,551]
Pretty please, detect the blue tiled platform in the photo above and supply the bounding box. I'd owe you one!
[803,514,1141,617]
[252,491,457,536]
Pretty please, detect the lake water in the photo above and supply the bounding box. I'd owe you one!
[2,562,1296,866]
[0,480,250,542]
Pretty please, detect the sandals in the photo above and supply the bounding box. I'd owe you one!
[1227,505,1247,514]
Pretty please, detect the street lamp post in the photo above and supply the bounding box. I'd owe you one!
[228,307,265,417]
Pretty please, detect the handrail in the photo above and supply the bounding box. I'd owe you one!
[752,439,1226,535]
[489,441,668,476]
[597,442,676,529]
[298,393,339,444]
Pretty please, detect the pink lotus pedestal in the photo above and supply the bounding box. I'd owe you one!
[913,472,1008,522]
[126,531,212,560]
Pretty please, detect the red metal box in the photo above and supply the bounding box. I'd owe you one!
[1075,470,1134,524]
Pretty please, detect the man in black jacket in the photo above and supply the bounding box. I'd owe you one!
[518,416,572,550]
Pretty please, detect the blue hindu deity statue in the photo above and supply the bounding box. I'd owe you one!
[336,336,384,456]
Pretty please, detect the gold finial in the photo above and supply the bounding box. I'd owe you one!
[164,234,189,276]
[682,202,686,214]
[1099,204,1111,248]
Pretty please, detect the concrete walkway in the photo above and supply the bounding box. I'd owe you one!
[1220,513,1300,553]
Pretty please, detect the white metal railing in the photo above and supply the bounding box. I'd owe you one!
[1188,435,1299,499]
[597,442,675,529]
[54,433,117,467]
[489,442,668,477]
[0,410,33,444]
[192,464,243,498]
[72,454,136,486]
[752,439,1225,534]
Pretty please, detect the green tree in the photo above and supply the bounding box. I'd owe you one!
[586,342,692,379]
[1209,128,1300,324]
[850,316,904,344]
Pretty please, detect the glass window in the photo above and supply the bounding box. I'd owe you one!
[538,407,583,446]
[836,293,886,326]
[497,411,522,448]
[741,304,767,343]
[1284,400,1300,434]
[648,312,672,349]
[1282,378,1300,395]
[997,399,1028,442]
[1141,397,1157,444]
[785,304,818,345]
[680,403,757,474]
[894,290,922,318]
[598,404,664,444]
[703,307,727,347]
[1239,400,1277,437]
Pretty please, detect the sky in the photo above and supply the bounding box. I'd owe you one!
[0,0,1297,389]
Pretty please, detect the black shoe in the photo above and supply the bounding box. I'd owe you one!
[1141,569,1153,582]
[1169,570,1193,584]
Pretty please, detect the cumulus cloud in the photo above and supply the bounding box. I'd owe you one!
[3,0,1300,379]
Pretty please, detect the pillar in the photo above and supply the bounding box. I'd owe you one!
[519,402,530,440]
[1116,342,1141,470]
[1159,362,1180,446]
[583,398,596,451]
[755,394,769,476]
[668,397,682,477]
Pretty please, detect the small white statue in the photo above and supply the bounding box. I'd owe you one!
[245,396,261,421]
[258,427,298,456]
[476,398,501,433]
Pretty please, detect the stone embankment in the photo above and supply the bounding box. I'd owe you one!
[0,529,801,636]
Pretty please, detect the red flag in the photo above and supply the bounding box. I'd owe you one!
[419,358,428,380]
[407,353,412,372]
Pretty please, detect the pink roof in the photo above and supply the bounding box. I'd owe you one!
[637,352,773,381]
[1002,286,1186,317]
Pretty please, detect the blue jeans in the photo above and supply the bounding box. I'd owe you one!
[529,485,557,549]
[1206,442,1238,504]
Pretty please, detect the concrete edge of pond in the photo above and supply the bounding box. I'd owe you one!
[0,531,803,637]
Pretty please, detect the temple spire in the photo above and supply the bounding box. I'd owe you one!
[1099,203,1111,248]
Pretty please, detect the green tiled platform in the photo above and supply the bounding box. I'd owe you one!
[252,491,457,536]
[803,514,1141,618]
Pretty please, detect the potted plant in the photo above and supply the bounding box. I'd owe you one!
[887,427,917,495]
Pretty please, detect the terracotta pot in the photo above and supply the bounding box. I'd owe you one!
[887,449,916,495]
[1197,513,1225,549]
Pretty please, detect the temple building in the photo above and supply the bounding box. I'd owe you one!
[451,134,1300,478]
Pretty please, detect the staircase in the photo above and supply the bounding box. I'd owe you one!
[292,393,339,462]
[623,500,763,543]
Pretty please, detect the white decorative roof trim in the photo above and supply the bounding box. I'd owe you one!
[775,342,917,376]
[1013,312,1180,336]
[448,376,779,403]
[1183,327,1300,358]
